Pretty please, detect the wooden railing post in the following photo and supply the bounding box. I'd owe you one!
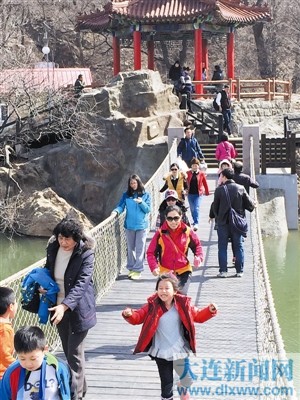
[272,78,276,100]
[236,78,241,101]
[261,133,266,174]
[290,133,296,174]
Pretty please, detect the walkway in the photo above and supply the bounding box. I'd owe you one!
[79,171,259,400]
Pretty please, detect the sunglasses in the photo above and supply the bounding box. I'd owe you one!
[171,168,178,171]
[166,216,181,222]
[166,198,176,202]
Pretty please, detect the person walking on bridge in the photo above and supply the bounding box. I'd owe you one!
[147,205,203,294]
[177,126,205,167]
[233,161,259,194]
[213,168,255,278]
[112,174,151,280]
[122,273,217,400]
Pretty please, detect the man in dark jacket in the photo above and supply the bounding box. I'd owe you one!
[177,126,205,167]
[168,60,182,95]
[215,85,232,135]
[213,168,255,278]
[233,161,259,194]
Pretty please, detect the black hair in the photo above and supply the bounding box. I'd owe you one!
[78,74,83,79]
[221,168,234,180]
[0,287,15,315]
[220,134,229,142]
[233,161,243,174]
[53,218,83,243]
[165,205,182,217]
[155,272,179,291]
[184,126,194,133]
[170,163,179,170]
[126,174,145,196]
[14,326,46,354]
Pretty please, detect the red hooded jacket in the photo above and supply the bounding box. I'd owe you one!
[147,221,203,275]
[123,293,216,354]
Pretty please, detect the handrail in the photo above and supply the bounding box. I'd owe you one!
[188,99,223,141]
[191,78,291,101]
[249,136,296,398]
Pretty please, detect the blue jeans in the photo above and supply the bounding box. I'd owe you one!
[217,224,244,273]
[222,109,232,135]
[188,194,203,225]
[125,229,147,272]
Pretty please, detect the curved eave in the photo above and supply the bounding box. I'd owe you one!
[216,1,271,24]
[76,12,112,32]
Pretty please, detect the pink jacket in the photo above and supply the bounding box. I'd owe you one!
[215,141,237,161]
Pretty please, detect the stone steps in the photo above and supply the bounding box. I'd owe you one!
[199,138,243,168]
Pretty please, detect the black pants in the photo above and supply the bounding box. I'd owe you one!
[57,312,89,399]
[154,357,194,399]
[177,271,191,295]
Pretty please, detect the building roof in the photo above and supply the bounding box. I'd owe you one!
[76,0,271,32]
[0,68,92,94]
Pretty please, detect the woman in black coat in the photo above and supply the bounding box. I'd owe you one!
[46,217,96,400]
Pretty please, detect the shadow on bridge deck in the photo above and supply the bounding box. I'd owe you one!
[82,173,259,400]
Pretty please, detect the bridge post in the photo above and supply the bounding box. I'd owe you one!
[167,127,184,152]
[242,124,260,175]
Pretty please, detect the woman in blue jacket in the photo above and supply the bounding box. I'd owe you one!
[112,174,151,280]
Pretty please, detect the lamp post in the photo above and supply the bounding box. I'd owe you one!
[42,23,51,120]
[42,45,50,86]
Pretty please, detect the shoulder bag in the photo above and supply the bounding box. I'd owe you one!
[223,185,248,237]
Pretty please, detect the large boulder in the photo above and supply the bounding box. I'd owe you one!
[82,69,179,118]
[17,188,93,237]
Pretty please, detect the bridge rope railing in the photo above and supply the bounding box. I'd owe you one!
[0,140,177,351]
[249,136,296,398]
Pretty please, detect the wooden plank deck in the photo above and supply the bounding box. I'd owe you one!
[81,173,259,400]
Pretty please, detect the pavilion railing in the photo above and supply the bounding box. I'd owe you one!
[191,78,292,101]
[0,140,177,351]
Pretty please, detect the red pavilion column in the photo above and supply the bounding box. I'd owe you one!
[227,28,235,79]
[133,27,142,70]
[202,38,208,77]
[112,35,121,76]
[147,38,155,70]
[194,27,203,95]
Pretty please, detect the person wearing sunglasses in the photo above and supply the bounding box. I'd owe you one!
[156,189,190,228]
[160,163,187,202]
[147,205,203,294]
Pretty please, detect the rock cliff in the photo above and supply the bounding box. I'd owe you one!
[0,70,185,236]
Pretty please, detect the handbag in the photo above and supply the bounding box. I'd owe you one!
[21,282,41,313]
[223,185,248,237]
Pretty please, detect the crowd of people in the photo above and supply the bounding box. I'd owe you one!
[0,119,259,400]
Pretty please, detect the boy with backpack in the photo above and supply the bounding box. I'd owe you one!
[0,326,74,399]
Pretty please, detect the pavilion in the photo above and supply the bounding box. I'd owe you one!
[76,0,271,94]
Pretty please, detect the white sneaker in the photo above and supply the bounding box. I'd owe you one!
[217,272,227,278]
[193,224,198,231]
[236,272,243,277]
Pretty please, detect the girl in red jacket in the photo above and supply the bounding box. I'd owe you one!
[122,273,217,400]
[147,205,203,295]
